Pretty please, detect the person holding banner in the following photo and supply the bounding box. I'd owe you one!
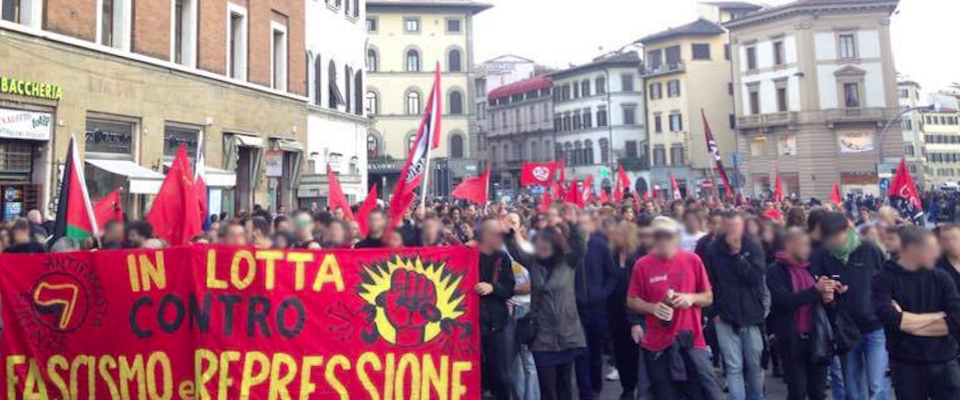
[477,217,517,400]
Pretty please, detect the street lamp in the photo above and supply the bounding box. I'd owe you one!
[876,105,936,177]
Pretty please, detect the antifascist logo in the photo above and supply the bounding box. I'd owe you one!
[31,273,87,332]
[532,166,551,182]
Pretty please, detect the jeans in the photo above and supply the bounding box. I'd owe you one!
[716,321,765,400]
[575,305,607,400]
[830,356,846,400]
[841,329,891,400]
[778,336,826,400]
[512,305,541,400]
[482,322,515,400]
[538,362,574,400]
[643,348,706,400]
[891,360,960,400]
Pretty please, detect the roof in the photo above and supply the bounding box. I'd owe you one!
[638,18,725,44]
[702,1,763,10]
[488,77,552,101]
[726,0,899,28]
[366,0,493,13]
[549,51,641,79]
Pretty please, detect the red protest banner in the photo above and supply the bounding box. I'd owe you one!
[0,245,481,400]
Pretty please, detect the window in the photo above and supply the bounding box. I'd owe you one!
[692,43,710,60]
[572,113,582,130]
[448,49,462,72]
[776,86,788,112]
[86,118,134,156]
[600,139,610,163]
[724,44,731,60]
[746,46,757,70]
[366,17,378,32]
[597,107,608,127]
[173,0,197,66]
[667,80,681,97]
[839,33,856,59]
[621,140,637,158]
[573,84,580,99]
[313,55,323,104]
[581,80,591,97]
[270,23,288,91]
[621,73,635,92]
[622,105,638,126]
[404,17,420,33]
[905,145,915,157]
[530,141,540,162]
[773,40,785,66]
[670,145,685,166]
[653,145,667,166]
[446,18,461,33]
[669,113,683,132]
[750,136,767,157]
[405,49,421,72]
[654,115,663,133]
[367,48,378,72]
[584,140,595,165]
[367,134,381,158]
[665,46,681,65]
[450,134,464,158]
[647,49,663,70]
[406,91,422,114]
[843,83,860,108]
[99,0,131,50]
[749,87,760,114]
[344,66,353,113]
[227,6,248,80]
[328,61,342,109]
[449,91,464,115]
[366,91,378,115]
[649,83,662,100]
[596,77,606,94]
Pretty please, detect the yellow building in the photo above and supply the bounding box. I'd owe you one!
[365,0,491,196]
[639,2,759,197]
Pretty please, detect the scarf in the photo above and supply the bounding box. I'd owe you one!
[777,252,815,334]
[828,228,860,264]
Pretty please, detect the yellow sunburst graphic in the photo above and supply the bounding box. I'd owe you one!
[358,255,465,345]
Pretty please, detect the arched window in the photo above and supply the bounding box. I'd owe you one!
[406,90,422,115]
[367,48,378,72]
[314,54,323,105]
[367,133,380,158]
[448,49,462,72]
[585,139,595,165]
[599,138,610,163]
[450,133,464,158]
[491,146,499,165]
[344,65,353,113]
[564,142,573,165]
[405,49,421,72]
[448,90,464,115]
[365,91,379,115]
[328,60,339,109]
[544,139,552,160]
[354,72,363,116]
[503,143,511,162]
[530,141,539,162]
[555,143,563,161]
[574,141,583,165]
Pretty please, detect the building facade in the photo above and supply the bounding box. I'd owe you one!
[0,0,309,219]
[728,0,902,199]
[897,78,927,187]
[486,77,554,197]
[919,100,960,188]
[550,52,648,194]
[365,0,490,197]
[299,0,370,206]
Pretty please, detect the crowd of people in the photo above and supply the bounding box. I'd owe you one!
[4,191,960,400]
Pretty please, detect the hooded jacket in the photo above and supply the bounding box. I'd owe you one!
[703,234,767,326]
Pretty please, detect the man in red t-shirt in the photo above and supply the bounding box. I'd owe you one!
[628,216,714,399]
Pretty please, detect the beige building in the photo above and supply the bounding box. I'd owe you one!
[727,0,902,199]
[365,0,490,196]
[919,105,960,188]
[897,78,927,187]
[639,2,759,197]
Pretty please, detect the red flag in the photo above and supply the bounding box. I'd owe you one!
[598,188,609,203]
[194,131,208,221]
[887,158,924,223]
[581,175,593,205]
[702,109,733,197]
[613,183,624,202]
[830,181,842,205]
[93,190,123,230]
[551,180,564,199]
[632,190,643,211]
[388,64,443,227]
[556,158,566,183]
[451,164,490,204]
[520,161,557,186]
[327,164,355,221]
[356,185,379,237]
[146,145,201,246]
[616,164,630,197]
[564,178,580,206]
[52,135,98,241]
[539,190,553,213]
[669,172,683,201]
[772,171,784,202]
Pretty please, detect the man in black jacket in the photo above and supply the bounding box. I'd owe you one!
[477,217,516,400]
[873,225,960,400]
[810,212,890,400]
[703,210,766,400]
[574,212,618,400]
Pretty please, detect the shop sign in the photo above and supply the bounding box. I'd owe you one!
[0,76,63,101]
[0,108,52,141]
[264,150,283,177]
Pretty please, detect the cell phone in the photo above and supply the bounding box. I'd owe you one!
[831,274,842,284]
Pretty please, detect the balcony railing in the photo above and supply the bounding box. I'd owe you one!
[736,111,798,130]
[825,107,886,125]
[642,62,685,78]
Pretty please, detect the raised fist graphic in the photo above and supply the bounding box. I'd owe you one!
[377,269,442,346]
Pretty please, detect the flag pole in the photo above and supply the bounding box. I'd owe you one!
[420,138,433,210]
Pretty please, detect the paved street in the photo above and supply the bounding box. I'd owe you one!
[597,367,790,400]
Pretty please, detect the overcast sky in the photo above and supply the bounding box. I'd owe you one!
[473,0,956,96]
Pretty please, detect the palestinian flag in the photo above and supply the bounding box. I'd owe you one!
[53,135,98,241]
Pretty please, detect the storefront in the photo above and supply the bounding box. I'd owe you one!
[265,138,303,213]
[84,116,163,218]
[0,106,52,219]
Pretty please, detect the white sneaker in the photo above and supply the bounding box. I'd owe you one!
[605,367,620,381]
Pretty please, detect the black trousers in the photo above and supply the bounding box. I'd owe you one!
[481,325,514,400]
[644,348,706,400]
[538,362,574,400]
[609,314,639,399]
[575,305,607,400]
[891,360,960,400]
[777,336,827,400]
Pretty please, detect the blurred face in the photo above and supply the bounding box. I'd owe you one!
[385,232,404,248]
[638,226,654,250]
[546,208,562,226]
[578,214,597,234]
[784,233,812,262]
[707,215,722,233]
[422,218,441,243]
[328,223,346,244]
[11,228,29,244]
[224,224,247,246]
[623,208,635,222]
[367,212,386,237]
[902,234,939,270]
[882,229,901,254]
[824,229,850,250]
[534,234,555,260]
[683,214,701,233]
[651,230,680,258]
[293,214,314,240]
[723,216,745,241]
[479,219,504,251]
[939,227,960,259]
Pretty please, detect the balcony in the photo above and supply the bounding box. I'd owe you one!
[736,112,799,131]
[642,62,685,78]
[825,107,886,127]
[619,156,650,172]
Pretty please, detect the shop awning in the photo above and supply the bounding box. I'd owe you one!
[85,159,165,194]
[163,162,237,188]
[273,138,304,152]
[234,134,264,148]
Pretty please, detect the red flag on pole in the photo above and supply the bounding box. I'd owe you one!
[520,161,557,186]
[830,180,843,206]
[581,175,593,205]
[632,190,643,212]
[451,164,490,204]
[564,178,580,206]
[194,131,208,222]
[772,171,784,202]
[598,188,609,203]
[539,190,553,213]
[52,135,99,242]
[669,172,683,201]
[556,158,566,183]
[93,190,123,230]
[146,145,201,246]
[887,158,924,223]
[326,164,355,221]
[702,109,734,197]
[356,185,379,237]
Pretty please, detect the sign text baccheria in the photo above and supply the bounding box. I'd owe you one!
[0,76,63,101]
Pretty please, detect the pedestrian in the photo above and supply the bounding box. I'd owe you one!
[574,212,618,400]
[476,217,516,400]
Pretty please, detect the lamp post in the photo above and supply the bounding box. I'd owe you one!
[876,105,935,177]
